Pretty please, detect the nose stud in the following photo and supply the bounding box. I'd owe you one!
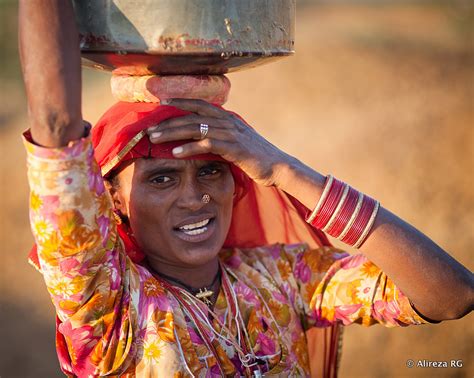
[201,193,211,204]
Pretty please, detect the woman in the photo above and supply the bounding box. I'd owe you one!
[19,1,473,377]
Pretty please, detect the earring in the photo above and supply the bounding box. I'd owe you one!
[113,210,123,225]
[201,193,211,204]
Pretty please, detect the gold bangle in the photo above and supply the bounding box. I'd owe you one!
[322,183,350,232]
[353,200,380,249]
[307,175,334,223]
[337,191,364,240]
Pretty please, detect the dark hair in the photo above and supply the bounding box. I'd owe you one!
[104,158,137,190]
[106,171,121,190]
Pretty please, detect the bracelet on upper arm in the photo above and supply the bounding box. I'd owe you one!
[305,175,380,248]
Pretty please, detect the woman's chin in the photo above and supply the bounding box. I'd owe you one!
[176,240,223,266]
[145,246,220,270]
[170,220,226,266]
[173,243,222,267]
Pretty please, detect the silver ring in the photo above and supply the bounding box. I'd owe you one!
[199,123,209,140]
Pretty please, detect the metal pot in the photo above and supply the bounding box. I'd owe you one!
[72,0,295,75]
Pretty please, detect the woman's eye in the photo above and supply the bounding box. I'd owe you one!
[199,167,220,177]
[151,176,171,184]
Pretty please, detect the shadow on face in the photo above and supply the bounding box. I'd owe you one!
[109,157,235,269]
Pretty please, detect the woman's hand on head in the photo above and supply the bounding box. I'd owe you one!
[147,99,294,187]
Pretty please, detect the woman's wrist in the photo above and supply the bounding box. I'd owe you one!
[271,156,326,209]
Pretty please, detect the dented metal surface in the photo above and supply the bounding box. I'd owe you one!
[72,0,295,74]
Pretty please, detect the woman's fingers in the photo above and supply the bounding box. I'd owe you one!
[147,115,215,134]
[149,123,235,143]
[162,98,230,119]
[171,139,235,160]
[147,114,233,136]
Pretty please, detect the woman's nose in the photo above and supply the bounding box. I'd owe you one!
[175,180,206,211]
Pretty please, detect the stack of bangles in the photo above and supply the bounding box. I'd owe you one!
[306,175,380,249]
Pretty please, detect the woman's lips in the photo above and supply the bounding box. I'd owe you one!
[173,217,216,243]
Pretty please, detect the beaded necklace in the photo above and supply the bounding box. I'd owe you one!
[150,263,266,377]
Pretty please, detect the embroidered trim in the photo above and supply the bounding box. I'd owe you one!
[101,130,147,176]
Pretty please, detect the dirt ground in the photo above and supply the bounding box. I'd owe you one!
[1,2,473,377]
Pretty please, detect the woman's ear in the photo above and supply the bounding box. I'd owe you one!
[105,178,128,218]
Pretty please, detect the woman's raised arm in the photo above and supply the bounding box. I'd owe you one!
[19,3,139,374]
[18,0,84,147]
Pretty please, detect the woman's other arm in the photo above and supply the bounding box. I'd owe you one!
[274,159,474,321]
[18,0,84,147]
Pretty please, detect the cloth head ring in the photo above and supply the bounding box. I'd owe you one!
[199,123,209,140]
[201,193,211,203]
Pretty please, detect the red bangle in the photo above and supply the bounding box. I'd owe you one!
[353,200,380,248]
[307,177,339,227]
[306,175,334,223]
[312,179,345,229]
[341,197,371,245]
[341,196,376,245]
[326,186,359,238]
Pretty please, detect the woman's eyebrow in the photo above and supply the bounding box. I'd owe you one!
[140,160,225,176]
[201,161,226,168]
[142,166,182,176]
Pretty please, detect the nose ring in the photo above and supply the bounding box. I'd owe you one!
[201,193,211,204]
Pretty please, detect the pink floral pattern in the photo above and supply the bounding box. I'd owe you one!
[24,133,429,377]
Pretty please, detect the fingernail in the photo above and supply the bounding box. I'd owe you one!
[172,146,184,155]
[161,99,170,105]
[151,132,162,139]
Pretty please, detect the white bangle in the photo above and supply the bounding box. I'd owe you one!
[306,175,334,223]
[322,183,350,232]
[337,191,364,240]
[353,200,380,249]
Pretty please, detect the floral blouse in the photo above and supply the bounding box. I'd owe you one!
[24,133,429,377]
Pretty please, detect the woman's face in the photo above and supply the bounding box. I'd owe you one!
[113,158,235,268]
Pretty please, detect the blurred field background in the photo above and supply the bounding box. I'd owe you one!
[1,1,473,377]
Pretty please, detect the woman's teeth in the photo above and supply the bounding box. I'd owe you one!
[178,218,211,235]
